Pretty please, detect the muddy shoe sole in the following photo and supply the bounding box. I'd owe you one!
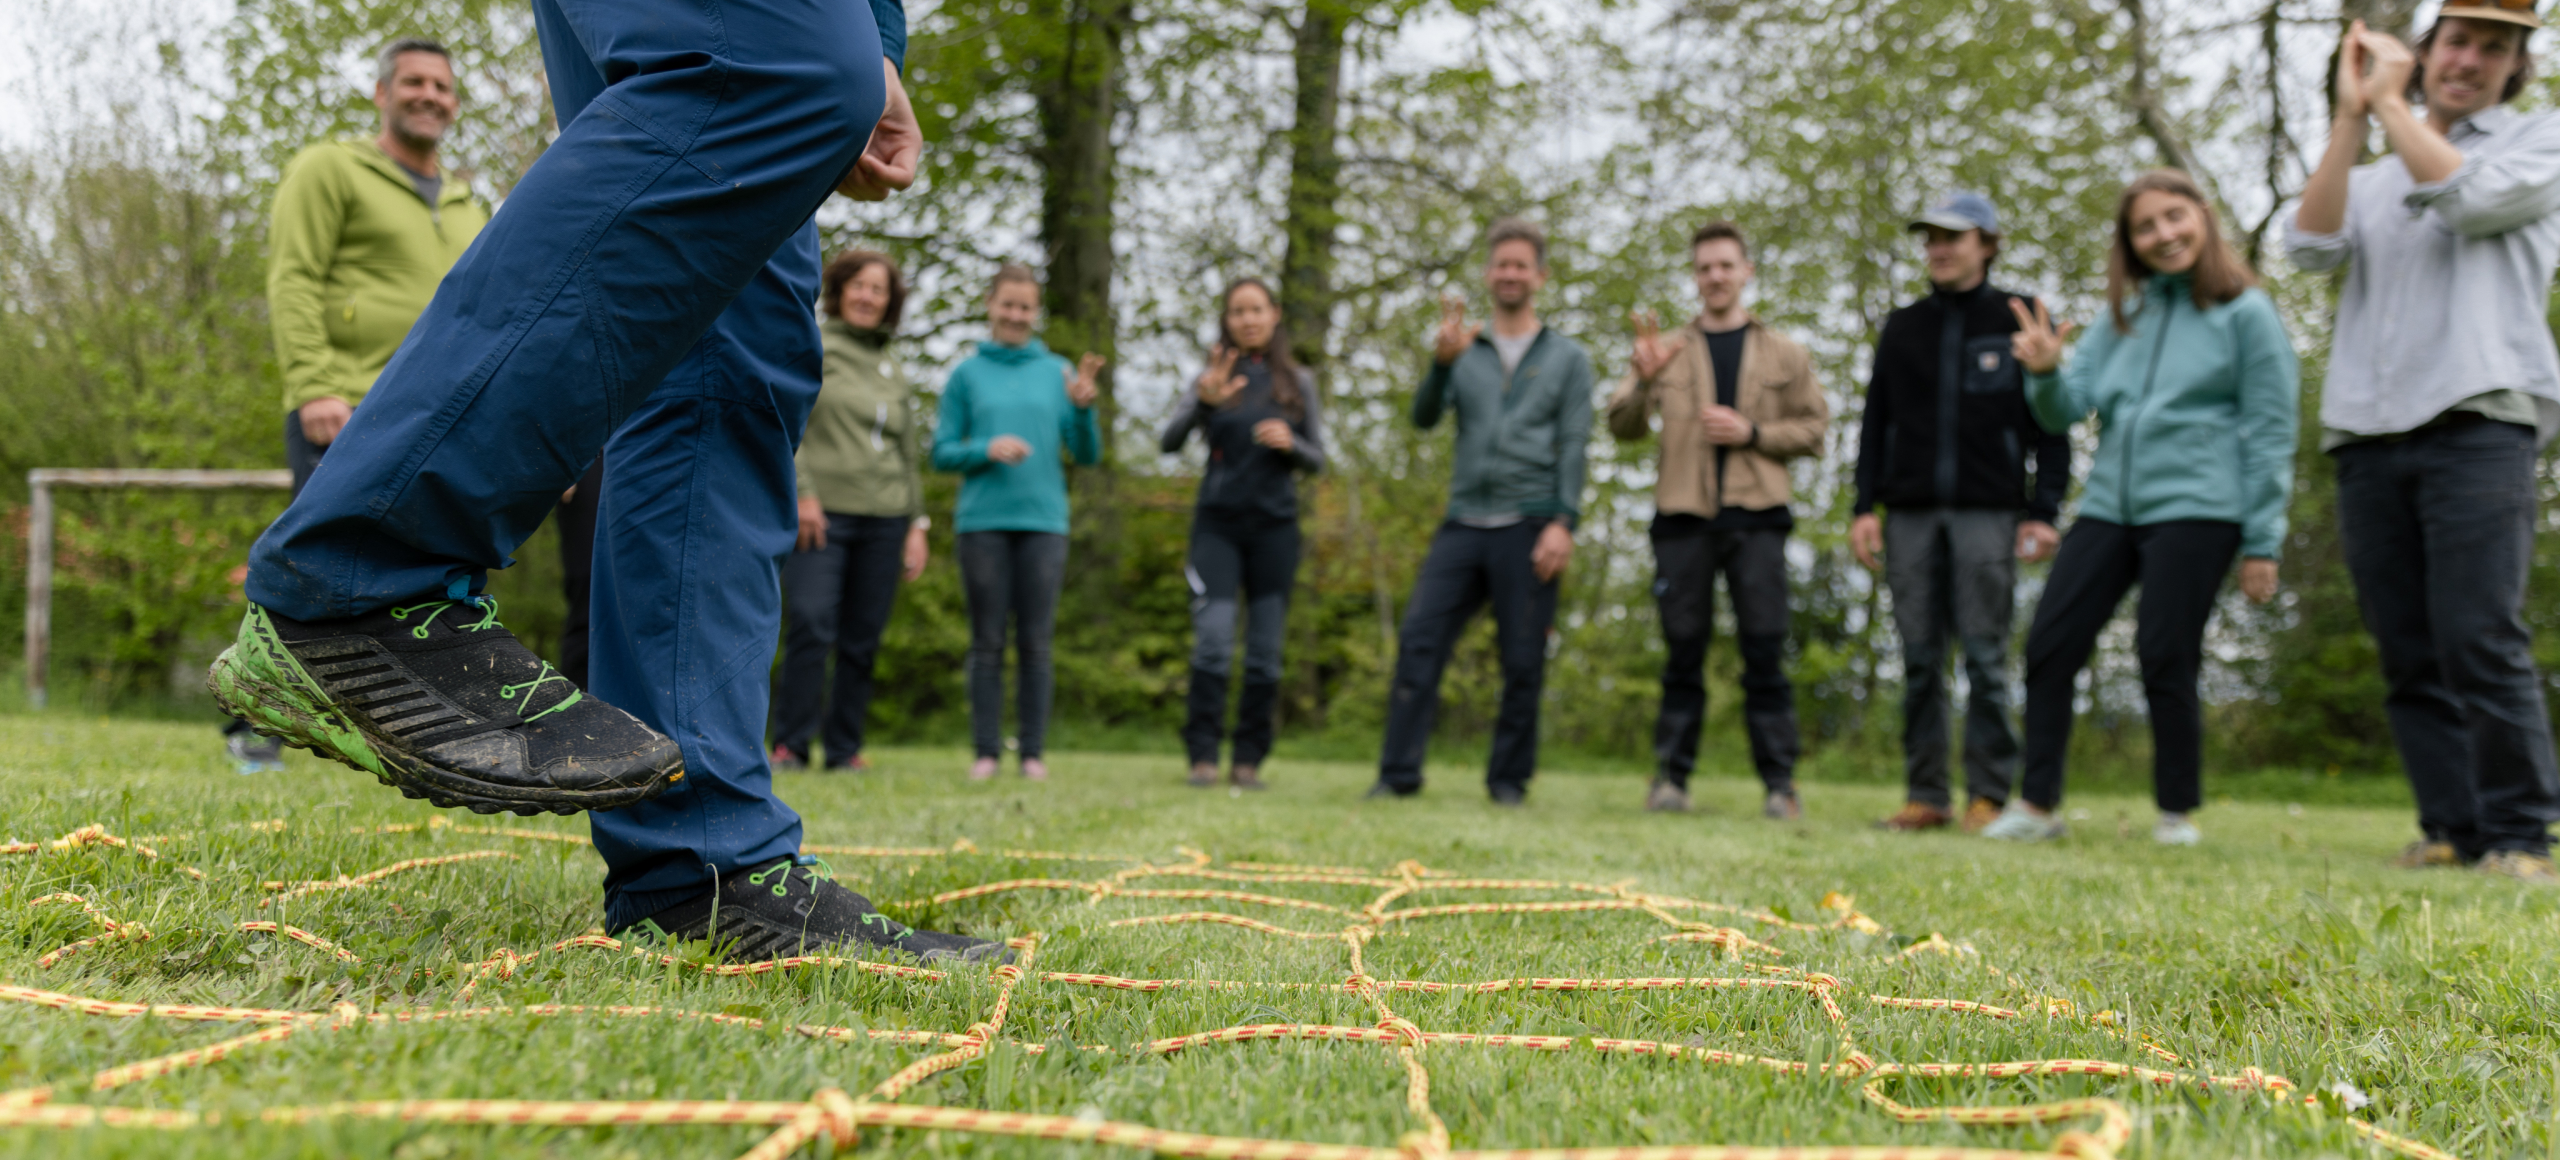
[208,611,682,816]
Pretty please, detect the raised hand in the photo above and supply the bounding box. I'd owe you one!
[1198,344,1245,407]
[2356,25,2415,112]
[2007,297,2073,375]
[1066,352,1105,408]
[1432,294,1480,365]
[2334,19,2371,121]
[1629,309,1674,382]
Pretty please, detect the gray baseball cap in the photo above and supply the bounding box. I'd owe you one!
[1909,191,2000,235]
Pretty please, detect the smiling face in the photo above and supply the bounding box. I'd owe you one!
[1224,282,1278,351]
[375,51,458,151]
[987,279,1041,346]
[1921,226,1992,292]
[1485,239,1547,311]
[2126,188,2208,276]
[839,262,892,330]
[1691,238,1753,317]
[2423,17,2528,121]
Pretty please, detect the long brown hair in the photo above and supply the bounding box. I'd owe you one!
[2106,170,2254,333]
[1217,277,1304,421]
[820,249,906,330]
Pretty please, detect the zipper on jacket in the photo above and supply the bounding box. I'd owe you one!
[2118,287,2178,525]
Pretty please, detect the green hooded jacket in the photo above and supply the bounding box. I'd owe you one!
[267,139,489,414]
[2026,277,2299,558]
[797,318,923,518]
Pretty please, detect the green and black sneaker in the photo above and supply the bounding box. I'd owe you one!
[614,856,1013,965]
[207,599,684,816]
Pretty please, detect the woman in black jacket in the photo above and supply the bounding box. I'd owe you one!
[1159,278,1327,789]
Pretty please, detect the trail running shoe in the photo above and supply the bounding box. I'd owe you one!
[1187,762,1219,788]
[2392,839,2463,869]
[2474,849,2558,884]
[2152,813,2202,846]
[1761,787,1802,821]
[1874,801,1949,831]
[616,856,1014,964]
[1644,778,1691,813]
[1228,764,1266,791]
[1981,801,2068,843]
[1960,796,2004,833]
[1364,779,1418,799]
[769,745,807,772]
[207,601,683,816]
[1489,781,1527,807]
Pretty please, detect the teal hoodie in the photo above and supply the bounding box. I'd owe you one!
[2026,277,2299,558]
[930,338,1103,534]
[1413,327,1596,528]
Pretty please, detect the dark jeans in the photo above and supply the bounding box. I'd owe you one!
[774,513,908,763]
[2021,519,2240,813]
[959,530,1067,759]
[1885,507,2020,808]
[557,457,604,690]
[1378,521,1559,792]
[1182,514,1300,768]
[1650,522,1797,790]
[2336,419,2560,858]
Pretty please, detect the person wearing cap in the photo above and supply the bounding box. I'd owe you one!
[1849,192,2069,835]
[1606,221,1829,819]
[2287,3,2560,883]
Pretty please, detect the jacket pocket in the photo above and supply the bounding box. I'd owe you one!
[1961,335,2019,395]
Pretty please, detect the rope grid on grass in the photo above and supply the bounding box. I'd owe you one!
[0,819,2457,1160]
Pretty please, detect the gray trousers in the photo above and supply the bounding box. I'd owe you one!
[1885,508,2020,807]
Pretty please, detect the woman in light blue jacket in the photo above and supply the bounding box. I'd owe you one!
[1989,169,2299,848]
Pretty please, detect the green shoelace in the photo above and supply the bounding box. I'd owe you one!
[388,597,585,723]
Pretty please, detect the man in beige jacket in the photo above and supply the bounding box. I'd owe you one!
[1607,221,1830,817]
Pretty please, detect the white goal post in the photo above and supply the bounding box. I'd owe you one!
[21,468,293,709]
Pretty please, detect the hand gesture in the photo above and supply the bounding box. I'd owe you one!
[1699,403,1754,446]
[986,435,1032,465]
[1252,418,1295,451]
[1629,309,1674,382]
[1531,522,1575,583]
[2007,297,2073,375]
[2334,19,2371,121]
[1198,344,1245,407]
[1432,294,1480,365]
[2356,25,2415,112]
[1849,513,1883,571]
[837,58,922,201]
[1066,352,1104,408]
[2240,557,2279,604]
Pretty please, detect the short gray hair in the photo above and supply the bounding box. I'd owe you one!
[376,38,452,87]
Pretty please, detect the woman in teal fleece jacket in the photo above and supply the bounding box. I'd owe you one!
[930,265,1103,782]
[1988,170,2299,848]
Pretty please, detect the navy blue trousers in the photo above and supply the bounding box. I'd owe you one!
[241,0,887,928]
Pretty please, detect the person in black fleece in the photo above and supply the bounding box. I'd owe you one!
[1159,277,1326,789]
[1848,192,2069,833]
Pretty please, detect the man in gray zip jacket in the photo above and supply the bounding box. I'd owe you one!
[1369,219,1595,805]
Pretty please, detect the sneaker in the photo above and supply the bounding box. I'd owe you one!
[1644,778,1691,813]
[1874,801,1950,831]
[769,745,807,772]
[2474,849,2558,884]
[615,856,1013,964]
[1187,762,1219,788]
[1980,801,2068,843]
[1960,797,2003,833]
[225,731,286,774]
[967,756,999,782]
[208,601,683,815]
[2152,813,2202,846]
[1761,787,1802,821]
[1489,782,1527,807]
[823,754,872,773]
[1229,764,1266,791]
[1020,757,1049,782]
[2392,839,2464,869]
[1364,779,1419,799]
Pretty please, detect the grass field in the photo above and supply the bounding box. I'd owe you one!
[1,713,2553,1160]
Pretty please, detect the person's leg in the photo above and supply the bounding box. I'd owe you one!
[2334,441,2482,855]
[1884,510,1954,808]
[1012,532,1068,761]
[1947,509,2022,807]
[772,514,850,762]
[1484,521,1561,794]
[1230,521,1301,771]
[284,412,328,499]
[2017,520,2138,811]
[819,515,905,766]
[2128,522,2242,816]
[1725,527,1799,794]
[2406,423,2560,857]
[957,532,1015,761]
[557,457,604,690]
[1377,526,1490,792]
[1182,520,1247,769]
[1649,527,1714,789]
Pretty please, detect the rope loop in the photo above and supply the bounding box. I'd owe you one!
[811,1087,860,1152]
[1377,1016,1425,1045]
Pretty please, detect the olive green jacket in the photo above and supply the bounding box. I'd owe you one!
[267,139,488,414]
[797,318,924,518]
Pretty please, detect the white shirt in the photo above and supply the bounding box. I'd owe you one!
[1491,329,1536,375]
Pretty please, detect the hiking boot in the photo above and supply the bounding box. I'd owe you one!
[1489,781,1528,807]
[208,601,682,816]
[225,731,286,774]
[1981,801,2068,843]
[1229,764,1266,791]
[2474,849,2558,884]
[616,856,1013,964]
[2392,839,2463,869]
[1761,787,1802,821]
[769,745,807,772]
[1364,779,1419,799]
[1644,778,1691,813]
[1875,801,1950,831]
[1960,797,2003,834]
[1188,762,1220,788]
[2152,813,2202,846]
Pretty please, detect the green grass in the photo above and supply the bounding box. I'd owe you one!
[0,714,2552,1160]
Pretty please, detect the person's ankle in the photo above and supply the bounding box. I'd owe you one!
[2019,801,2055,818]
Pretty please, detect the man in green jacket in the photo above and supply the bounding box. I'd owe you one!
[267,37,489,496]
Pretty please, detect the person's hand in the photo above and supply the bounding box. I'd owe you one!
[1699,403,1754,446]
[1849,513,1883,570]
[1531,522,1575,583]
[2357,25,2415,113]
[2007,297,2073,375]
[796,495,828,552]
[299,396,352,447]
[1066,352,1104,408]
[1253,418,1295,451]
[2334,19,2372,122]
[2015,519,2059,563]
[1629,309,1674,382]
[902,522,930,582]
[560,484,579,505]
[1198,345,1245,407]
[837,58,921,201]
[987,435,1032,464]
[1432,294,1480,365]
[2240,557,2279,603]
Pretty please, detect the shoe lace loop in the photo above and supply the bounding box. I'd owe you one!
[499,663,583,722]
[389,596,506,639]
[743,854,836,898]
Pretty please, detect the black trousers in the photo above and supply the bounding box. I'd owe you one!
[1182,514,1301,768]
[2021,519,2240,813]
[959,530,1067,759]
[773,512,908,763]
[557,458,604,690]
[1650,522,1797,790]
[2336,420,2560,858]
[1378,521,1559,792]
